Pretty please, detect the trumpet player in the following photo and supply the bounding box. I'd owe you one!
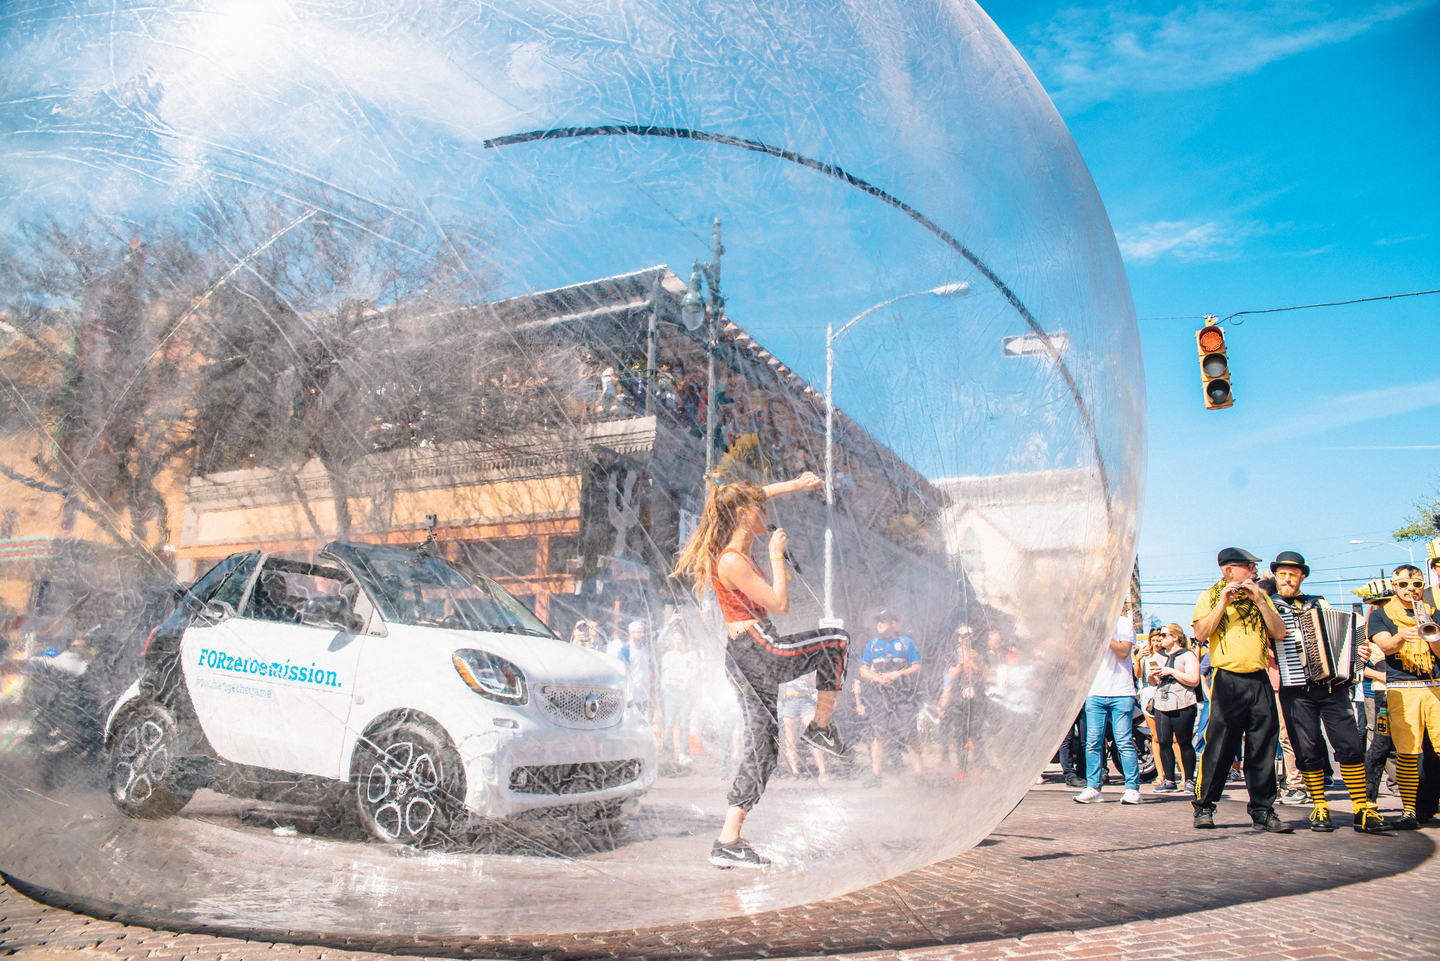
[1367,564,1440,830]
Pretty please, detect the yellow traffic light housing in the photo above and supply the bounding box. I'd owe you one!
[1196,317,1232,410]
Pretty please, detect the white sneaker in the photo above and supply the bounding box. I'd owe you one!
[1073,787,1103,803]
[1121,789,1142,805]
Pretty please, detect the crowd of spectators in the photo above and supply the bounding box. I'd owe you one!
[1065,546,1440,836]
[566,606,1046,786]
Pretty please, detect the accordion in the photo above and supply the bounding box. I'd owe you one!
[1287,607,1363,686]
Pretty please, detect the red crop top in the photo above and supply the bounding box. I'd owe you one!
[712,548,770,624]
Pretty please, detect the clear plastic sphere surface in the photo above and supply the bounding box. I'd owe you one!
[0,0,1142,938]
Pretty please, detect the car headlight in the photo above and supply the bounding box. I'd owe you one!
[452,649,527,705]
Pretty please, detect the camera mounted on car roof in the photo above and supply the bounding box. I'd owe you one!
[408,514,440,566]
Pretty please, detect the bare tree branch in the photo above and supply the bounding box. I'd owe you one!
[0,460,69,496]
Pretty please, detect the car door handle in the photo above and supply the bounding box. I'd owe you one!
[327,632,359,652]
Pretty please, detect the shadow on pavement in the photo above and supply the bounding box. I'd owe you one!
[3,782,1434,960]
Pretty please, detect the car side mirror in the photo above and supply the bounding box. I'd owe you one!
[199,599,235,622]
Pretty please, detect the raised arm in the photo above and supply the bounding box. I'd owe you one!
[762,471,823,499]
[1254,591,1288,640]
[1371,625,1413,656]
[1192,587,1232,642]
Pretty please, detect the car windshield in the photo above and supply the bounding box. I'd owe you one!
[333,547,555,638]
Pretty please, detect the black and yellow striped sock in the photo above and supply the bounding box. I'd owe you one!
[1301,769,1329,815]
[1396,753,1421,816]
[1339,762,1370,812]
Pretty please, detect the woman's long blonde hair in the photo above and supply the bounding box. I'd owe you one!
[671,482,767,590]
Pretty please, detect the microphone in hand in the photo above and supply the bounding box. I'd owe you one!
[766,524,802,574]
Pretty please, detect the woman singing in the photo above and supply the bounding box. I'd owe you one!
[672,472,849,868]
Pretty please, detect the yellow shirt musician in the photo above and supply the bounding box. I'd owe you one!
[1189,547,1291,833]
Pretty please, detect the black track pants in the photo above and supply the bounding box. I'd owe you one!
[1278,683,1363,769]
[1193,669,1280,823]
[725,620,849,812]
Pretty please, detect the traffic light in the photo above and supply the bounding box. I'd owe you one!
[1195,317,1232,410]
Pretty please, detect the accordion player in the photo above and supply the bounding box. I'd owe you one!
[1268,551,1384,834]
[1282,607,1364,687]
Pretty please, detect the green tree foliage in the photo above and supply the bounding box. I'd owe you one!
[1393,475,1440,542]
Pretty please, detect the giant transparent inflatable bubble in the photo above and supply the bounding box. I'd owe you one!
[0,0,1142,938]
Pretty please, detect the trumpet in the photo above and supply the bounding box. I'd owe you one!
[1418,599,1440,640]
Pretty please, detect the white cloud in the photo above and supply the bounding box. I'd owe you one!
[1115,219,1246,262]
[1374,234,1428,246]
[1225,378,1440,451]
[1024,1,1432,111]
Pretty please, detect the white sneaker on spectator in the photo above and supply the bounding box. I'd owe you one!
[1073,787,1103,803]
[1121,789,1142,805]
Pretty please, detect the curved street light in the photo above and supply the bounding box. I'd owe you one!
[1349,539,1416,564]
[820,282,970,628]
[483,125,1114,523]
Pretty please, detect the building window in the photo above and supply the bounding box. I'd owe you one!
[463,538,539,579]
[546,536,578,575]
[32,579,58,615]
[960,528,984,575]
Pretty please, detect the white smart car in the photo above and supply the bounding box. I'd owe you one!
[104,541,656,846]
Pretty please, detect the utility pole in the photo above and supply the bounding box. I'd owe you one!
[703,219,723,479]
[680,219,724,480]
[1129,558,1143,634]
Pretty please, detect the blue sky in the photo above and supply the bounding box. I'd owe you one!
[1,0,1435,624]
[984,0,1440,619]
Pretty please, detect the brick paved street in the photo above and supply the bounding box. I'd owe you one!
[4,778,1438,960]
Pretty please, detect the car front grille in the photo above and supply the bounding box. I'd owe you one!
[537,684,624,724]
[509,759,645,795]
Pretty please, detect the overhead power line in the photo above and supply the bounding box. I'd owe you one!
[1138,286,1440,324]
[1222,287,1440,325]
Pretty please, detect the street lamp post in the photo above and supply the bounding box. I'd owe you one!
[680,219,725,480]
[1349,539,1415,565]
[820,282,969,628]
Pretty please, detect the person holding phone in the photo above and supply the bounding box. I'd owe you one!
[1148,623,1200,795]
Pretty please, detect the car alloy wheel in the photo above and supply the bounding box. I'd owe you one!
[354,714,464,848]
[106,702,197,818]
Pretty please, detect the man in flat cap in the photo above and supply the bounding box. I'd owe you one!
[1191,547,1292,832]
[1266,551,1385,834]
